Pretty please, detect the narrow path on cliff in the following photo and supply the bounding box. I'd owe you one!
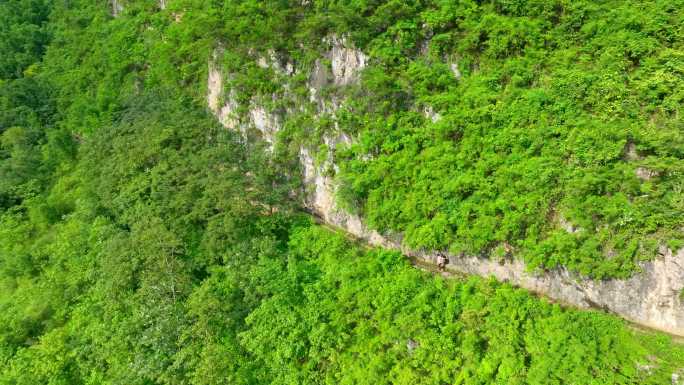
[308,212,684,343]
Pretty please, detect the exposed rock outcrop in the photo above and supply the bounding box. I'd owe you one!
[208,51,282,145]
[111,0,124,17]
[256,49,294,76]
[423,106,442,123]
[328,35,368,86]
[249,104,280,145]
[207,58,239,130]
[636,166,660,181]
[558,214,582,234]
[450,62,462,80]
[207,38,684,337]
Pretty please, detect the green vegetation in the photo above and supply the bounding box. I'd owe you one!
[0,0,55,209]
[327,0,684,278]
[161,0,684,279]
[1,0,683,384]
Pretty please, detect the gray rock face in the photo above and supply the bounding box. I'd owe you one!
[636,166,660,181]
[423,106,442,123]
[249,104,280,145]
[328,35,367,86]
[111,0,124,17]
[256,49,294,76]
[450,62,462,80]
[207,39,684,337]
[207,50,283,147]
[207,57,239,131]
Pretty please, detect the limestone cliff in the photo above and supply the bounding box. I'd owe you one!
[207,37,684,337]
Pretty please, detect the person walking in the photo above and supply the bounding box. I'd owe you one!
[436,251,449,272]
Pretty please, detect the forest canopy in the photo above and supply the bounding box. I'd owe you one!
[0,0,683,384]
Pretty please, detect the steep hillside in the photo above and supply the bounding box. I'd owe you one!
[202,1,684,334]
[0,1,683,384]
[200,0,684,280]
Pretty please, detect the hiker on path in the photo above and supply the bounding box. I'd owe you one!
[436,251,449,272]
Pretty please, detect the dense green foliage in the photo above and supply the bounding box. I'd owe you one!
[0,0,55,209]
[328,0,684,278]
[1,0,683,384]
[155,0,684,278]
[239,226,684,385]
